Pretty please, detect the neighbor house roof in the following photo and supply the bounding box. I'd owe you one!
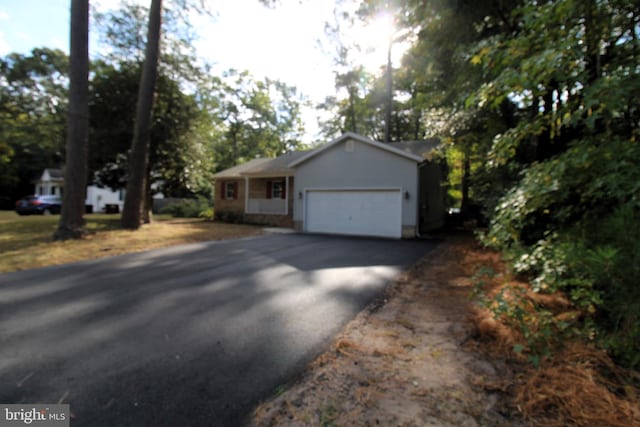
[35,168,65,183]
[287,132,438,167]
[47,168,65,179]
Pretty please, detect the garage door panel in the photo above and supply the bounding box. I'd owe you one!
[305,190,401,238]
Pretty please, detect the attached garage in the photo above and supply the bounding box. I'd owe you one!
[305,189,402,238]
[289,133,445,239]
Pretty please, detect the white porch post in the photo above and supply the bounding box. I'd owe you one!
[284,176,289,216]
[244,176,249,213]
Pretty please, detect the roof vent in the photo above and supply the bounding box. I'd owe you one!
[345,140,355,153]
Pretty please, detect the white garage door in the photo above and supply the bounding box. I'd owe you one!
[305,190,402,238]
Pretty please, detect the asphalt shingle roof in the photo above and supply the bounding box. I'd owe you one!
[46,168,65,179]
[212,136,440,179]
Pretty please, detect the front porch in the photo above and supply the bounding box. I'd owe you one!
[241,175,294,227]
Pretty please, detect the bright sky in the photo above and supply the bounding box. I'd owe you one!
[0,0,401,141]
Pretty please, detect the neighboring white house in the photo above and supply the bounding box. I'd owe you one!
[35,168,65,197]
[85,185,126,213]
[35,168,125,213]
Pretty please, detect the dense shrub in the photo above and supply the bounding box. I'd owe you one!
[214,210,243,224]
[483,139,640,368]
[160,197,213,219]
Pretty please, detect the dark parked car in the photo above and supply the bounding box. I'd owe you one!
[15,195,62,216]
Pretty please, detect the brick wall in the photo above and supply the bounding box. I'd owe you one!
[243,213,294,228]
[214,179,245,219]
[215,177,296,227]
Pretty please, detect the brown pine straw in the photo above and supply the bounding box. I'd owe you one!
[468,250,640,427]
[515,343,640,427]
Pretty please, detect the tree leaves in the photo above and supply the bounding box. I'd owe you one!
[206,70,307,171]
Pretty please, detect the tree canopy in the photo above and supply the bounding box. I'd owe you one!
[0,48,68,201]
[316,0,639,368]
[351,0,639,368]
[2,0,637,368]
[0,1,307,208]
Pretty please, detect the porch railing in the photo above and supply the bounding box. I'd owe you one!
[246,198,286,215]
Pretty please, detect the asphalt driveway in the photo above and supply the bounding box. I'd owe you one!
[0,233,436,426]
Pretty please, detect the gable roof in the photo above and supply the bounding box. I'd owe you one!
[37,168,65,183]
[212,133,440,179]
[47,168,64,179]
[287,132,436,168]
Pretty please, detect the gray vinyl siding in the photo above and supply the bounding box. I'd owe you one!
[292,137,419,227]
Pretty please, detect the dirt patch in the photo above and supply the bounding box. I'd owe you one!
[251,234,523,426]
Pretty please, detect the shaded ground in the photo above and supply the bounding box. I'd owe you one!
[251,234,522,426]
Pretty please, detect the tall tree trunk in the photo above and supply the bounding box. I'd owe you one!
[411,88,421,140]
[143,164,152,223]
[54,0,89,241]
[583,0,601,85]
[121,0,162,229]
[347,87,358,134]
[384,42,392,142]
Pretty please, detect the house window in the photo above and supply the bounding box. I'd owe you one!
[224,182,237,200]
[271,181,285,199]
[118,189,125,201]
[51,186,57,195]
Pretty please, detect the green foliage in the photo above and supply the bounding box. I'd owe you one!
[160,197,212,219]
[89,61,210,197]
[198,207,214,221]
[0,48,69,199]
[203,70,307,171]
[518,211,639,369]
[460,0,640,368]
[93,0,202,83]
[335,0,640,369]
[483,139,640,367]
[360,0,640,369]
[490,285,560,367]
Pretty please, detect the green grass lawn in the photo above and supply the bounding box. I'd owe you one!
[0,211,262,273]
